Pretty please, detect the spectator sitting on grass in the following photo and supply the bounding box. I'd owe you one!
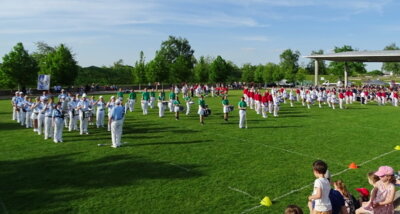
[355,171,381,214]
[333,180,359,214]
[369,166,396,214]
[285,205,303,214]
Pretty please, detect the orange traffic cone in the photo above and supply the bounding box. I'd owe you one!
[348,162,358,169]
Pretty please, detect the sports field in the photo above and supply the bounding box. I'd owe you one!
[0,90,399,214]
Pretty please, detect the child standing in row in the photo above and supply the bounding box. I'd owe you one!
[308,160,332,214]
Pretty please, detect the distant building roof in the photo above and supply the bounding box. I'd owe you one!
[304,50,400,62]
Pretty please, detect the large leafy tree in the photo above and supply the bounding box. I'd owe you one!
[157,36,196,83]
[306,49,327,75]
[263,63,280,83]
[146,51,169,84]
[328,45,366,77]
[133,51,147,86]
[193,56,210,83]
[209,55,229,83]
[0,42,38,89]
[382,43,400,75]
[280,49,300,83]
[39,44,79,86]
[254,65,264,83]
[225,61,242,82]
[241,63,256,82]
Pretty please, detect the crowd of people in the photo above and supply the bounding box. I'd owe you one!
[285,160,399,214]
[10,84,400,148]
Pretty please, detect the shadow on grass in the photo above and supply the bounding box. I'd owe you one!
[0,121,25,131]
[0,153,204,213]
[249,125,302,129]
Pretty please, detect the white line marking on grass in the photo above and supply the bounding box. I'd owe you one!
[358,150,397,167]
[228,186,258,199]
[241,205,263,214]
[272,182,313,201]
[168,162,191,172]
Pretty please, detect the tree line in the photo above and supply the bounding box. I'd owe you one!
[1,36,400,90]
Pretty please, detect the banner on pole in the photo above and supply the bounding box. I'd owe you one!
[37,74,50,90]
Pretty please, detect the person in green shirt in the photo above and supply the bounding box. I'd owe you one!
[141,88,150,115]
[173,97,181,120]
[197,95,206,125]
[222,95,230,121]
[150,89,156,109]
[127,89,136,112]
[184,95,192,115]
[157,89,166,118]
[169,88,176,113]
[117,88,124,101]
[238,97,247,128]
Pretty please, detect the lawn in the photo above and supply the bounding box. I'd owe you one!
[0,90,399,214]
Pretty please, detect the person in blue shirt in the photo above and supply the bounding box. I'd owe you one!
[110,99,125,148]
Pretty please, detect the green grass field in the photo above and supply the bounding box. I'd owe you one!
[0,90,399,214]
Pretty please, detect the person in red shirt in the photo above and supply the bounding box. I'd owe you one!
[296,88,301,102]
[267,92,273,114]
[261,93,268,118]
[243,87,249,103]
[338,90,345,109]
[249,89,255,110]
[393,90,398,107]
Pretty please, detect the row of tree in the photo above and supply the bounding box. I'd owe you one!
[1,36,400,90]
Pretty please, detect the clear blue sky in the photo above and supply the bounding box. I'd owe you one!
[1,0,399,71]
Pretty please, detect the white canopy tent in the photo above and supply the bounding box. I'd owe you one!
[304,50,400,86]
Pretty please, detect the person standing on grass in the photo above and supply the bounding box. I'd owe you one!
[157,90,166,118]
[198,95,206,125]
[110,99,125,148]
[238,97,247,128]
[339,90,345,109]
[222,95,230,121]
[117,88,124,101]
[173,96,181,120]
[141,88,150,115]
[52,102,64,143]
[106,96,116,132]
[11,91,19,121]
[184,95,193,115]
[261,92,268,118]
[127,89,136,112]
[24,97,33,128]
[77,94,91,135]
[94,96,106,128]
[150,88,156,109]
[169,88,176,112]
[308,160,332,214]
[31,97,42,132]
[43,98,54,140]
[68,94,79,132]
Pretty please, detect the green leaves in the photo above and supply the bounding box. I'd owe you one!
[0,43,38,89]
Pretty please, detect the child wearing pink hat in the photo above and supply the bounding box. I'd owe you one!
[368,166,396,214]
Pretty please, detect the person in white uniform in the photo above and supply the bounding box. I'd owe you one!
[24,97,33,128]
[106,96,116,131]
[76,94,91,135]
[68,94,79,132]
[238,97,247,129]
[52,102,64,143]
[94,96,106,128]
[37,98,48,135]
[43,98,54,140]
[110,99,125,148]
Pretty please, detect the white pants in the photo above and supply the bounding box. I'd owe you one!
[268,102,273,114]
[169,100,175,112]
[249,98,254,109]
[129,99,136,112]
[12,107,17,120]
[239,110,246,128]
[273,105,279,117]
[158,102,165,117]
[64,114,69,128]
[96,109,105,128]
[69,111,78,131]
[111,119,123,148]
[186,102,191,115]
[393,98,398,106]
[53,118,63,143]
[79,113,88,134]
[19,110,26,126]
[150,97,156,108]
[256,101,262,115]
[44,116,53,139]
[262,105,268,118]
[339,98,344,109]
[25,111,32,128]
[141,101,148,115]
[37,114,45,135]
